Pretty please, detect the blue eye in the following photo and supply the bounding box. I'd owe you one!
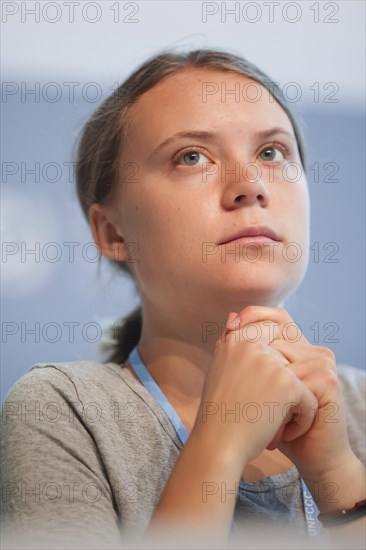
[174,149,209,166]
[259,146,285,162]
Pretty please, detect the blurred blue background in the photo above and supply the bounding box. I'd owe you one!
[1,1,365,404]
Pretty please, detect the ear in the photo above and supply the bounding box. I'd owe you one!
[88,203,129,262]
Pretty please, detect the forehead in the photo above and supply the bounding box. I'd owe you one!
[125,68,294,145]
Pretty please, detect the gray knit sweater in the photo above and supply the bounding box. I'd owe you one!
[1,361,365,550]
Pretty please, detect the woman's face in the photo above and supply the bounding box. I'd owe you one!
[101,68,310,317]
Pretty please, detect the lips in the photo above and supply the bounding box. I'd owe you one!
[219,225,281,245]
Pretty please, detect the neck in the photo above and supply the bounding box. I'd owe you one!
[137,337,211,407]
[133,297,285,406]
[134,300,226,406]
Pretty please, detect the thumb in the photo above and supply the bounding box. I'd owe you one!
[226,311,239,328]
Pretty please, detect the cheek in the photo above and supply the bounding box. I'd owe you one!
[296,179,310,233]
[131,178,207,244]
[125,197,201,277]
[281,175,309,227]
[285,181,310,265]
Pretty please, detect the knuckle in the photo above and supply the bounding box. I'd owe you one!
[277,306,293,324]
[242,305,258,316]
[262,353,280,367]
[254,338,272,352]
[222,329,244,348]
[325,371,340,390]
[275,371,298,400]
[314,345,336,363]
[325,348,336,363]
[319,359,340,386]
[324,356,336,369]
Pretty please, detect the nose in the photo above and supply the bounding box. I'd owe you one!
[221,163,270,209]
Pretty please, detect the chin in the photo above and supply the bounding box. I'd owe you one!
[220,271,305,306]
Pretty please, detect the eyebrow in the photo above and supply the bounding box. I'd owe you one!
[150,131,215,158]
[149,127,295,158]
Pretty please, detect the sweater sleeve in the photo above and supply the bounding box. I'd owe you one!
[337,364,366,468]
[0,365,124,550]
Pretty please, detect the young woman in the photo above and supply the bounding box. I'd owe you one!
[1,49,365,550]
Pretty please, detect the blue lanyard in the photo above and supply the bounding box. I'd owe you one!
[128,346,320,537]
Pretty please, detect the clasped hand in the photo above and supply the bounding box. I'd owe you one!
[222,306,354,480]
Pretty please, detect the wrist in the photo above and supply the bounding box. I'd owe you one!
[190,423,248,478]
[300,452,366,514]
[318,498,366,528]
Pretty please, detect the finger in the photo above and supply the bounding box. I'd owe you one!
[226,306,293,329]
[281,382,318,442]
[270,339,336,365]
[216,325,265,352]
[267,381,318,447]
[286,359,340,405]
[264,346,290,367]
[227,311,239,326]
[226,306,309,345]
[225,321,283,345]
[222,324,290,360]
